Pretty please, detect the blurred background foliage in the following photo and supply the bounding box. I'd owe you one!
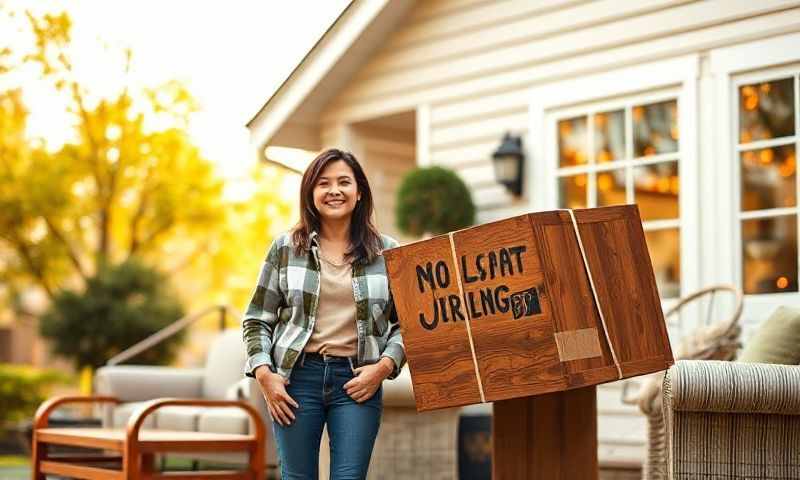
[0,363,70,432]
[0,5,293,367]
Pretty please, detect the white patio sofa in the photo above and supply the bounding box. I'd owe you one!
[94,328,277,472]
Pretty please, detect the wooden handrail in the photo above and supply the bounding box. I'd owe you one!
[106,304,242,366]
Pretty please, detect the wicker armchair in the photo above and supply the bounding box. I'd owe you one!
[663,360,800,479]
[622,284,743,479]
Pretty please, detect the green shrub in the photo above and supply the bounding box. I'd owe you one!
[395,166,476,236]
[39,259,186,370]
[0,364,68,430]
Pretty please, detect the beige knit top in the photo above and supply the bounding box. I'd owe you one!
[303,253,358,357]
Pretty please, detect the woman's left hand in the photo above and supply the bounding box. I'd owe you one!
[343,357,394,403]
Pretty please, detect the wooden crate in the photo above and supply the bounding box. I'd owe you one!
[383,205,674,412]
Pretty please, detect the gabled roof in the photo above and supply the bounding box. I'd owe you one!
[246,0,414,157]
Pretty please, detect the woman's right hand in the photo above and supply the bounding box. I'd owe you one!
[254,365,299,426]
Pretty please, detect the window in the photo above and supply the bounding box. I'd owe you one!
[736,74,799,295]
[555,96,681,298]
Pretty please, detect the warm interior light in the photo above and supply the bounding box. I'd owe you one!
[744,93,759,111]
[657,177,670,193]
[597,174,613,191]
[594,114,607,128]
[559,120,573,136]
[779,154,796,177]
[759,148,774,165]
[670,176,679,195]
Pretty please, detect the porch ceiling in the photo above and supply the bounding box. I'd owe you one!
[246,0,415,157]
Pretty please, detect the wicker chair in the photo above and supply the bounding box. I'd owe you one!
[663,360,800,479]
[621,284,743,480]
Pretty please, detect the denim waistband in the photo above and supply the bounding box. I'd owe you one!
[301,351,357,365]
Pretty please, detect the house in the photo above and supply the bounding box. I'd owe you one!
[247,0,800,470]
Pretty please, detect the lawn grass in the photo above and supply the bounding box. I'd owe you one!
[0,455,28,468]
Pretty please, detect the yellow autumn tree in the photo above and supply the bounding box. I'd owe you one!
[0,7,293,339]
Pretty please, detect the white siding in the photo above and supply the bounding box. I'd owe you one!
[318,0,800,467]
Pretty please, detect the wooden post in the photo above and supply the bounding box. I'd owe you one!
[30,431,46,480]
[492,386,598,480]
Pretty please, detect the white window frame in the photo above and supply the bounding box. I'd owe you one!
[528,55,700,321]
[710,32,800,323]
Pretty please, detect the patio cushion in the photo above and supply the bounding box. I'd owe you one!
[738,306,800,365]
[202,329,247,399]
[197,407,249,435]
[112,402,157,429]
[155,406,204,431]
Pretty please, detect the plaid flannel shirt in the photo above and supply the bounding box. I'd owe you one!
[242,230,406,381]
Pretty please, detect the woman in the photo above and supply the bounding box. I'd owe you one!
[242,148,405,479]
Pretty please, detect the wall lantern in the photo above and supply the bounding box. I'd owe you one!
[491,132,524,196]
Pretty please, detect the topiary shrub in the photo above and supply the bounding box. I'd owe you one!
[395,166,476,236]
[39,259,186,371]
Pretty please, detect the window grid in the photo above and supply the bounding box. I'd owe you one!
[734,71,800,295]
[555,97,681,298]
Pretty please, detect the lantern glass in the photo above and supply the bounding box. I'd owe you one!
[493,154,519,183]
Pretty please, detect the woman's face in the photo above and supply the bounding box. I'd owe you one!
[312,160,361,223]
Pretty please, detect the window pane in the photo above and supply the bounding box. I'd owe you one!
[740,145,796,211]
[739,77,795,143]
[558,116,588,167]
[741,215,798,294]
[594,110,625,163]
[634,162,679,221]
[634,100,678,157]
[596,169,626,207]
[644,228,681,299]
[558,174,587,208]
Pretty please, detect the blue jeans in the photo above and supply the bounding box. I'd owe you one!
[272,352,383,479]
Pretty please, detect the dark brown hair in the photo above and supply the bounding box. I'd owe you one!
[291,148,382,264]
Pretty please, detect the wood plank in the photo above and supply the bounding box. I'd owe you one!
[430,110,530,148]
[452,215,567,402]
[40,460,125,480]
[138,439,255,453]
[573,206,674,369]
[36,427,255,452]
[389,0,586,50]
[321,7,800,125]
[530,211,615,377]
[145,472,251,480]
[492,386,598,479]
[383,235,483,411]
[335,0,797,104]
[37,429,124,451]
[431,139,507,167]
[44,454,123,463]
[369,0,685,75]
